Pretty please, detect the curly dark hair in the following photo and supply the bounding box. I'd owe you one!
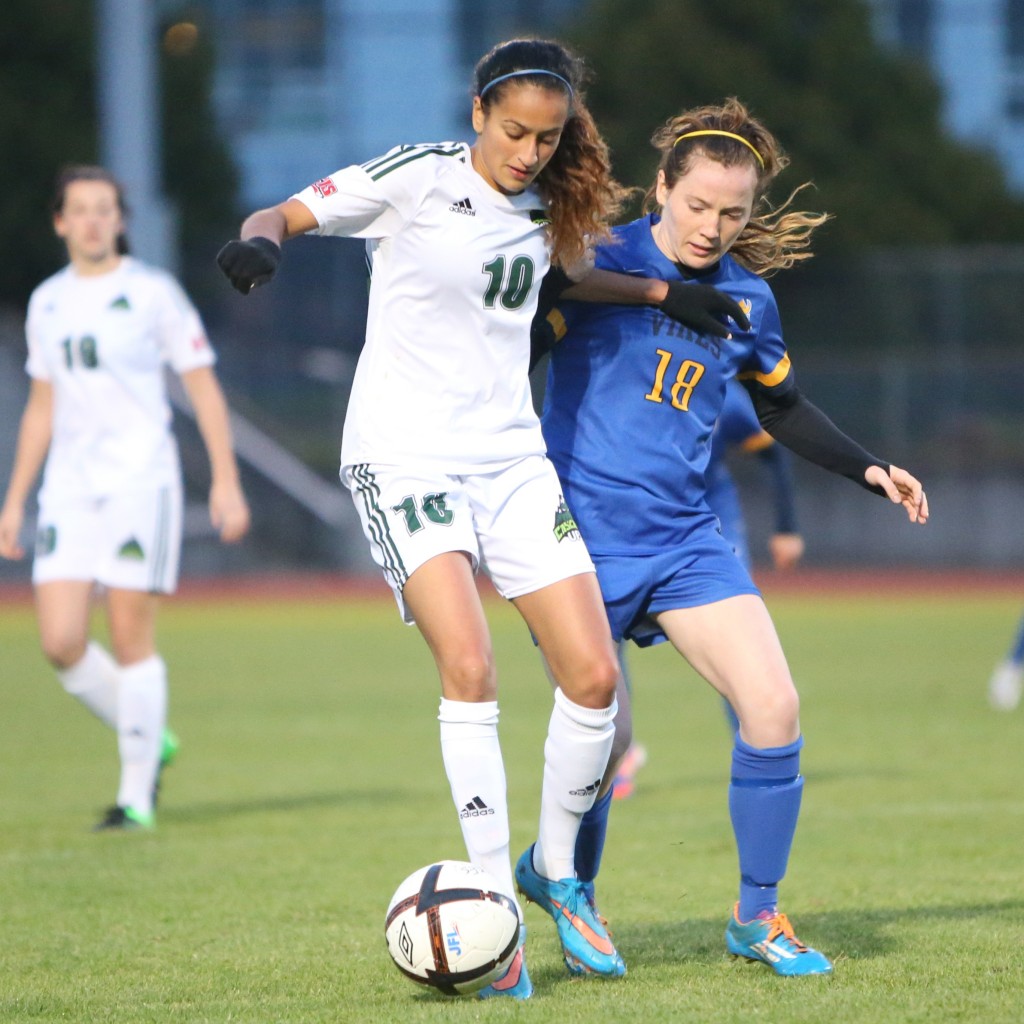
[474,39,628,269]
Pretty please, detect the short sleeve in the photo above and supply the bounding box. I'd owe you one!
[24,292,49,380]
[291,143,442,240]
[736,289,794,398]
[154,273,216,374]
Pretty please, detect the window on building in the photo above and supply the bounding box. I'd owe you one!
[896,0,933,54]
[1008,0,1024,58]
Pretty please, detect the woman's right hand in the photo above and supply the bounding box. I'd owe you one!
[0,502,26,560]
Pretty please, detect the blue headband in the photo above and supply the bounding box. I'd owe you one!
[479,69,574,100]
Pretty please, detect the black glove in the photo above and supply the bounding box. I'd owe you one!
[216,237,282,294]
[658,281,751,339]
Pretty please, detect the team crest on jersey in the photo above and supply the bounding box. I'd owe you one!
[311,176,337,198]
[553,497,580,543]
[738,298,752,320]
[36,525,57,557]
[529,209,551,226]
[117,537,146,561]
[109,295,131,310]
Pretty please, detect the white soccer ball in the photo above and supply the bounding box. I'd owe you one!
[384,860,520,996]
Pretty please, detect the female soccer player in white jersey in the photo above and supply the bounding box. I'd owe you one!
[217,39,750,999]
[535,99,929,978]
[0,166,250,831]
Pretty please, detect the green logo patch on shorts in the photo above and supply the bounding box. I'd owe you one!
[553,497,580,543]
[35,525,57,557]
[117,537,146,560]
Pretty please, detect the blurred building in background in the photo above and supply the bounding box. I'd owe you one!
[2,0,1022,583]
[206,0,579,207]
[869,0,1024,191]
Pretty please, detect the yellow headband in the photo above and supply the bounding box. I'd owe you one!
[673,129,765,169]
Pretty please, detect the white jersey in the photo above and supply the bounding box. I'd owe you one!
[293,142,550,471]
[25,256,215,501]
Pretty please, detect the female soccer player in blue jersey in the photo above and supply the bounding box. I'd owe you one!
[525,98,928,978]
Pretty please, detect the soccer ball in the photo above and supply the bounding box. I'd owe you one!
[384,860,520,995]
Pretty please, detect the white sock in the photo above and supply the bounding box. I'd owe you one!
[115,654,167,816]
[56,641,119,728]
[438,698,516,903]
[533,687,617,882]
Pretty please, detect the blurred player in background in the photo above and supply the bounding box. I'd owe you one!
[988,614,1024,710]
[610,376,806,799]
[532,98,928,979]
[0,166,250,831]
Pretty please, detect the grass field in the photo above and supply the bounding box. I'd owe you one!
[2,583,1023,1023]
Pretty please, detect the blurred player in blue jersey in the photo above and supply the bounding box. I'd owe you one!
[524,98,928,979]
[988,614,1024,710]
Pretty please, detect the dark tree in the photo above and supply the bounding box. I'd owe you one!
[0,1,238,309]
[570,0,1024,251]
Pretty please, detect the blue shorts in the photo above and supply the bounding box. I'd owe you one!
[592,514,760,647]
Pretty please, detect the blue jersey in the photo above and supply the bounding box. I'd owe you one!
[542,213,792,557]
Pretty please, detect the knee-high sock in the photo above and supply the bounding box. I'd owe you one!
[574,789,613,884]
[438,698,515,902]
[533,688,617,882]
[729,734,804,921]
[116,654,167,815]
[57,641,119,728]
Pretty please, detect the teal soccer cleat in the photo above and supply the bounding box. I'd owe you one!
[477,925,533,1000]
[725,903,833,976]
[515,845,626,977]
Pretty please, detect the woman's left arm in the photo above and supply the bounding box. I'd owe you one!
[179,367,251,543]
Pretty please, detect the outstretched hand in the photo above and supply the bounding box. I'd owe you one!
[216,237,282,294]
[865,464,929,524]
[658,281,751,340]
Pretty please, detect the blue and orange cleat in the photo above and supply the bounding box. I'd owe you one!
[515,846,626,977]
[725,903,833,976]
[478,925,533,1000]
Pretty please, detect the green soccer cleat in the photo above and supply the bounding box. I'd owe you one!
[725,903,833,976]
[152,728,180,808]
[93,805,155,831]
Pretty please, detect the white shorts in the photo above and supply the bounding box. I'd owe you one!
[32,486,183,594]
[342,455,595,623]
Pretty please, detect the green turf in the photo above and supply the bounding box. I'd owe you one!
[1,589,1022,1023]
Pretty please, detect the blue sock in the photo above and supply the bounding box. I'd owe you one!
[574,789,613,884]
[728,735,804,922]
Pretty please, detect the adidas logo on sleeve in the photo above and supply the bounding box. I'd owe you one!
[449,197,476,216]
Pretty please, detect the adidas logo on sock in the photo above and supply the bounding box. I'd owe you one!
[449,196,476,216]
[459,796,494,818]
[569,779,602,797]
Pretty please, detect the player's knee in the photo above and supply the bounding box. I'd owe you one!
[738,686,800,747]
[40,633,87,671]
[562,651,619,709]
[439,648,497,702]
